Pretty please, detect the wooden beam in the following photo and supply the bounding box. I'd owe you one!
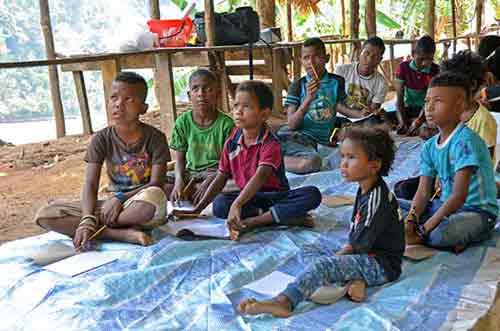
[149,0,160,19]
[204,0,216,46]
[349,0,360,60]
[475,0,484,51]
[39,0,65,138]
[365,0,376,38]
[154,53,177,138]
[72,71,92,134]
[257,0,275,29]
[425,0,436,39]
[451,0,457,54]
[272,48,284,113]
[292,45,302,81]
[101,59,121,124]
[285,0,293,41]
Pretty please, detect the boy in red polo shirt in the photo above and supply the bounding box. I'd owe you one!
[180,80,322,240]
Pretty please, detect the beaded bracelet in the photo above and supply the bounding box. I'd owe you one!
[80,215,98,226]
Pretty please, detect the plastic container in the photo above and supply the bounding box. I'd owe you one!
[147,18,193,47]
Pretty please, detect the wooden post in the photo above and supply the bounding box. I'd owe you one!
[285,0,293,41]
[72,71,92,134]
[349,0,360,60]
[389,43,395,82]
[425,0,435,39]
[451,0,457,54]
[39,0,65,138]
[204,0,216,46]
[340,0,347,58]
[216,51,232,113]
[257,0,276,29]
[101,59,121,124]
[292,45,302,81]
[475,0,484,51]
[149,0,160,19]
[272,48,284,113]
[154,53,177,138]
[365,0,376,38]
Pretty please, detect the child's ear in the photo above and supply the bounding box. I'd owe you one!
[369,159,382,175]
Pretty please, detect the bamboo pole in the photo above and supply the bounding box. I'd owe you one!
[285,0,293,41]
[475,0,484,51]
[425,0,436,39]
[451,0,457,54]
[340,0,347,59]
[101,59,121,124]
[72,71,92,134]
[204,0,216,46]
[39,0,65,138]
[365,0,376,38]
[257,0,276,29]
[149,0,160,19]
[154,53,177,137]
[349,0,360,61]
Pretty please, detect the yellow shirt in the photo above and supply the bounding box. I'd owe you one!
[466,105,497,164]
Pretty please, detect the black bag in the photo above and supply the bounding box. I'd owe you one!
[194,7,260,46]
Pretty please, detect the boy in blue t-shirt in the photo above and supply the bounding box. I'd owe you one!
[402,72,498,251]
[278,37,364,174]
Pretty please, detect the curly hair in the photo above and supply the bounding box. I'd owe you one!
[236,80,274,110]
[415,35,436,55]
[440,50,485,94]
[429,71,471,101]
[342,127,395,177]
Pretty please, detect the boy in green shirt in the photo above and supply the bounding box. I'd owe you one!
[167,69,235,203]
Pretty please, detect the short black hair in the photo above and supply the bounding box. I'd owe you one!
[478,35,500,59]
[363,36,385,56]
[485,48,500,80]
[303,37,327,56]
[429,71,471,100]
[236,80,274,110]
[342,127,395,177]
[114,71,148,102]
[189,68,218,87]
[415,35,436,55]
[440,50,485,94]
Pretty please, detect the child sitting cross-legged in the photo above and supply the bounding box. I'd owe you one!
[175,80,322,240]
[238,127,404,317]
[35,72,171,251]
[401,72,498,252]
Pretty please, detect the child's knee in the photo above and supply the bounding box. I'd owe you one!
[213,194,232,218]
[302,186,322,209]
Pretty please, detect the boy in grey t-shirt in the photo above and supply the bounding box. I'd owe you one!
[334,37,388,118]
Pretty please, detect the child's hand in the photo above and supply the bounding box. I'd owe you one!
[305,79,320,102]
[73,227,93,253]
[396,121,408,135]
[170,183,184,203]
[227,203,245,231]
[101,197,123,226]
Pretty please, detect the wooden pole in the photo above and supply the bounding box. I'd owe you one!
[154,53,177,137]
[365,0,376,38]
[451,0,457,54]
[149,0,160,19]
[285,0,293,41]
[72,71,92,134]
[425,0,436,39]
[101,59,121,124]
[257,0,276,29]
[475,0,484,51]
[272,48,284,113]
[39,0,65,138]
[204,0,216,46]
[349,0,360,60]
[340,0,347,60]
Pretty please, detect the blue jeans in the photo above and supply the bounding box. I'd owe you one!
[212,186,321,225]
[281,254,387,310]
[399,199,497,248]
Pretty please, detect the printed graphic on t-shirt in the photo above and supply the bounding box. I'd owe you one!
[112,152,151,189]
[346,83,370,110]
[309,94,334,122]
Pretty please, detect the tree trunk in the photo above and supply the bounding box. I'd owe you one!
[365,0,376,37]
[39,0,65,138]
[149,0,160,19]
[425,0,435,38]
[285,0,293,41]
[204,0,216,46]
[256,0,275,29]
[475,0,484,50]
[349,0,360,60]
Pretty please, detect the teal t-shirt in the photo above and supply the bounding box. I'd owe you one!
[284,72,347,144]
[170,110,234,172]
[420,124,498,217]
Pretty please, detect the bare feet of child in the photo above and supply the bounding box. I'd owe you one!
[346,280,366,302]
[404,222,423,245]
[238,295,292,318]
[111,228,153,246]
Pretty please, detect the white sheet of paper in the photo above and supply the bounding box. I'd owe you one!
[20,242,75,266]
[165,218,230,238]
[243,271,296,297]
[167,200,196,215]
[44,251,125,277]
[337,112,375,123]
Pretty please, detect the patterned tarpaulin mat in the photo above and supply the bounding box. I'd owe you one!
[0,137,499,331]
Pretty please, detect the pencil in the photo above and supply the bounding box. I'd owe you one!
[404,188,441,223]
[182,178,195,200]
[78,225,107,250]
[430,188,440,201]
[311,64,319,81]
[329,127,339,143]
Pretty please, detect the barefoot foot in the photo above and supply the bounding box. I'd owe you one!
[238,295,292,318]
[105,228,153,246]
[346,280,366,302]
